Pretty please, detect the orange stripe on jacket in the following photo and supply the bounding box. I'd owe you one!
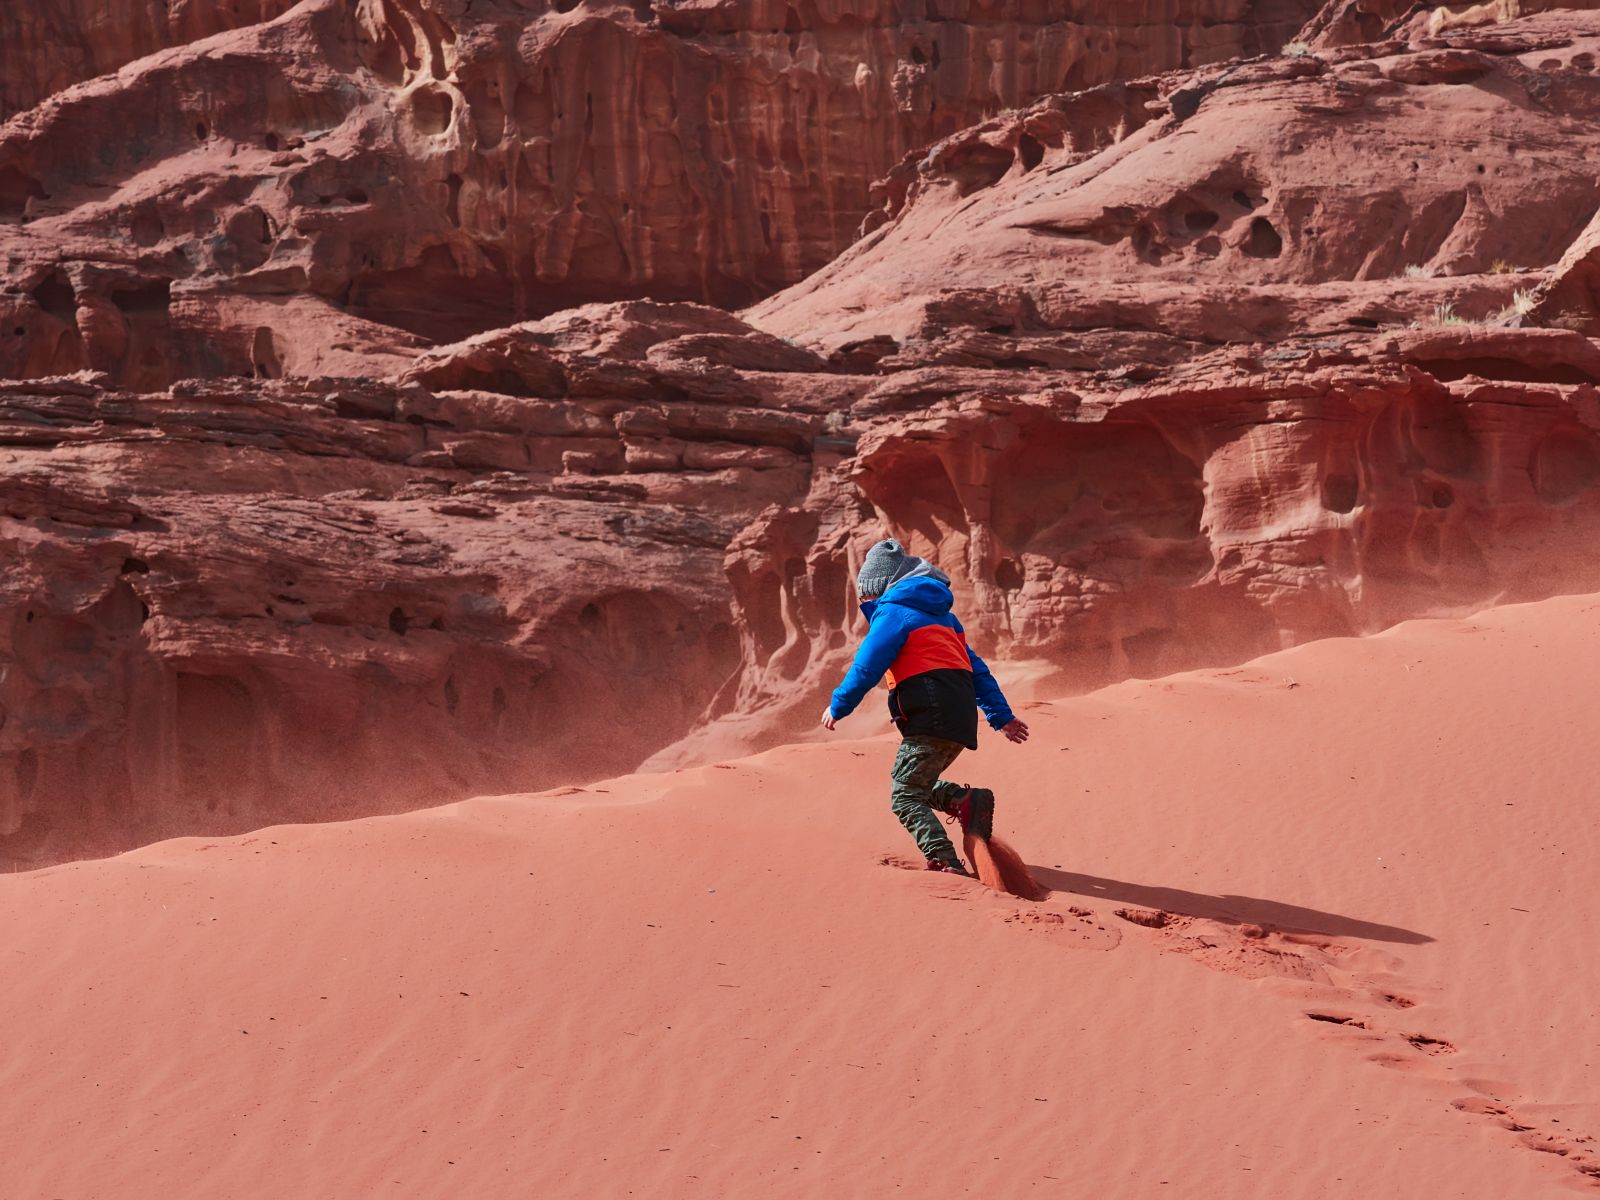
[884,624,970,689]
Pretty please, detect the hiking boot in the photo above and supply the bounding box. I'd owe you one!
[926,855,972,876]
[947,787,995,841]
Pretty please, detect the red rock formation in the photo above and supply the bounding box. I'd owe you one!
[0,0,302,121]
[1295,0,1600,49]
[0,305,826,862]
[1294,0,1423,49]
[0,0,1319,388]
[750,13,1600,349]
[9,7,1600,863]
[703,8,1600,756]
[1534,207,1600,334]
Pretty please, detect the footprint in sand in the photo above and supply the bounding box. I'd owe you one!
[1111,907,1336,983]
[1098,902,1600,1191]
[1000,905,1121,951]
[1405,1032,1456,1056]
[879,855,1121,947]
[1450,1097,1600,1187]
[1371,990,1418,1009]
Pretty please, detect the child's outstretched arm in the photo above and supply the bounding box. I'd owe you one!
[821,615,910,730]
[961,627,1029,743]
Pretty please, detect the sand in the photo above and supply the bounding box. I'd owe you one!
[3,592,1599,1198]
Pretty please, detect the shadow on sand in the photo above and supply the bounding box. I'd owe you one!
[1028,867,1434,946]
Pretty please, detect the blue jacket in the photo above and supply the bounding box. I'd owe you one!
[829,576,1014,748]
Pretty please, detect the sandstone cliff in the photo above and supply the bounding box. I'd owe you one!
[0,0,1319,391]
[7,3,1600,864]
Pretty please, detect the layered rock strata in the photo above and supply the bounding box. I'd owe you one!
[8,5,1600,863]
[0,0,1318,386]
[8,307,1600,862]
[1,305,809,860]
[0,0,303,122]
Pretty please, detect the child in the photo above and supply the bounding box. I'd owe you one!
[820,539,1030,875]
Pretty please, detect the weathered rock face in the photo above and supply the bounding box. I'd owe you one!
[0,302,831,862]
[1535,206,1600,333]
[1296,0,1600,50]
[0,0,303,122]
[706,6,1600,755]
[10,315,1600,864]
[1294,0,1422,49]
[693,335,1600,770]
[9,6,1600,864]
[750,12,1600,349]
[0,0,1318,388]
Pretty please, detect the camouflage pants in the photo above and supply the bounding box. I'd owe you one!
[889,735,991,865]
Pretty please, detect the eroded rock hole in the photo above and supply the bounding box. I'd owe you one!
[111,281,171,314]
[234,206,272,244]
[1016,133,1044,173]
[995,559,1024,591]
[1244,217,1283,258]
[1430,483,1454,510]
[1233,190,1256,208]
[1532,426,1600,505]
[251,327,281,380]
[411,86,454,136]
[1323,475,1359,514]
[221,206,274,272]
[946,141,1015,196]
[389,607,410,635]
[1131,224,1167,264]
[121,557,150,575]
[32,271,78,322]
[131,206,163,247]
[0,166,47,219]
[195,122,209,142]
[1184,209,1220,234]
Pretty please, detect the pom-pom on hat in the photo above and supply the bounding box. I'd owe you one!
[856,539,950,599]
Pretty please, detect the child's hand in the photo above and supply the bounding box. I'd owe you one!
[820,708,838,731]
[1001,719,1030,744]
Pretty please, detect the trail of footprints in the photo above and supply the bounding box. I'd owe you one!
[884,855,1600,1191]
[1102,901,1600,1191]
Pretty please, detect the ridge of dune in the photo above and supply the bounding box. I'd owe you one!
[4,590,1599,1197]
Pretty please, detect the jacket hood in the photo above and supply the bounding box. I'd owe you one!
[879,575,954,617]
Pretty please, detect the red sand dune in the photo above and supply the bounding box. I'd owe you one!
[4,591,1600,1197]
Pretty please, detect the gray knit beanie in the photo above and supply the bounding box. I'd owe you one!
[856,539,950,599]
